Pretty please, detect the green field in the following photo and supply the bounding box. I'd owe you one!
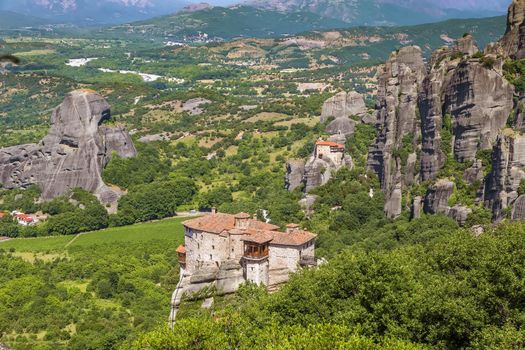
[0,216,187,252]
[0,216,190,350]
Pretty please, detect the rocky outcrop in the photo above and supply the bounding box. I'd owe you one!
[484,132,525,220]
[367,46,426,218]
[178,261,245,297]
[512,195,525,219]
[285,160,305,191]
[456,34,479,56]
[321,91,368,141]
[325,117,356,137]
[424,180,455,215]
[304,157,334,192]
[448,205,473,226]
[500,0,525,59]
[0,90,136,204]
[321,91,367,122]
[443,59,514,162]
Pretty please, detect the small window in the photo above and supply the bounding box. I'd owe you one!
[251,267,254,271]
[212,245,215,250]
[210,254,212,260]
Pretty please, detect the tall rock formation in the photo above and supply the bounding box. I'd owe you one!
[0,90,136,204]
[321,91,369,143]
[321,91,368,122]
[443,59,514,162]
[484,131,525,220]
[500,0,525,59]
[365,0,525,223]
[367,46,426,218]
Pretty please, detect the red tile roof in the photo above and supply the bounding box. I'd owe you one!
[270,230,316,247]
[183,213,279,234]
[242,230,274,244]
[16,214,33,222]
[316,140,344,149]
[184,213,316,247]
[176,245,186,254]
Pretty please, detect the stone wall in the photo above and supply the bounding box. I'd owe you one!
[245,258,269,286]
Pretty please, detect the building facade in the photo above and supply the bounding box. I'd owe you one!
[170,212,316,322]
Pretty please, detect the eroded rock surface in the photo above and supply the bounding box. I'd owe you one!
[500,0,525,59]
[367,46,425,218]
[484,132,525,220]
[320,91,367,122]
[424,180,455,215]
[285,160,305,191]
[0,90,136,204]
[443,60,514,162]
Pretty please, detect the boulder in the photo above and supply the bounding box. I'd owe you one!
[0,90,136,204]
[326,117,356,137]
[411,196,423,219]
[216,260,245,294]
[299,194,318,217]
[456,34,479,56]
[424,180,454,215]
[189,266,219,284]
[448,205,472,226]
[285,160,305,191]
[303,157,333,192]
[512,195,525,220]
[320,91,367,123]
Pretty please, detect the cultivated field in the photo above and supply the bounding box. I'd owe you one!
[0,216,187,252]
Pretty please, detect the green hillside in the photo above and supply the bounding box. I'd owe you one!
[0,217,186,350]
[98,6,349,41]
[0,11,52,30]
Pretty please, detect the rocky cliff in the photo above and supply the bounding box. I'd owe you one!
[321,91,370,144]
[365,0,525,223]
[0,90,136,204]
[484,131,525,220]
[367,46,426,218]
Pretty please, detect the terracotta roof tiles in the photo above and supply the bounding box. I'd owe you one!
[183,213,279,234]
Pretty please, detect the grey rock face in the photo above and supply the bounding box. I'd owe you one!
[320,91,367,122]
[285,160,305,191]
[448,205,472,226]
[424,180,454,215]
[484,133,525,220]
[500,0,525,59]
[326,117,356,137]
[456,34,479,56]
[0,90,136,204]
[299,194,318,217]
[216,260,245,294]
[443,60,514,162]
[367,46,425,218]
[303,157,333,192]
[411,196,423,219]
[513,94,525,132]
[512,195,525,220]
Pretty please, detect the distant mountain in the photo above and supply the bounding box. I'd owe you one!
[248,0,507,26]
[98,5,349,41]
[0,11,53,29]
[0,0,189,26]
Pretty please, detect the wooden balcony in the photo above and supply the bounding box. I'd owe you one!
[244,242,269,260]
